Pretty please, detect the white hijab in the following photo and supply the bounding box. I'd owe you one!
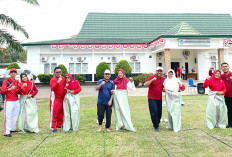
[163,69,183,92]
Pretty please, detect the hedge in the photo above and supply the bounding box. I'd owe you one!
[37,74,53,84]
[75,74,86,85]
[114,60,132,76]
[96,62,111,79]
[7,62,21,70]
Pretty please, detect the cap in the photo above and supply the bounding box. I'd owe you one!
[104,69,111,74]
[9,68,17,73]
[156,67,163,71]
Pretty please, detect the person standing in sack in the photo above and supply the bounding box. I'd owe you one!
[18,73,40,133]
[63,73,81,132]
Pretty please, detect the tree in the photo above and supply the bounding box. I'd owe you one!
[114,60,132,76]
[18,50,27,63]
[58,64,68,77]
[7,62,21,70]
[0,48,12,63]
[7,46,19,62]
[0,0,39,53]
[96,62,111,79]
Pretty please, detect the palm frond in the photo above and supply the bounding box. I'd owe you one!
[0,29,24,52]
[0,14,29,38]
[21,0,39,6]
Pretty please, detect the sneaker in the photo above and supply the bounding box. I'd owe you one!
[52,129,58,133]
[226,125,232,128]
[155,128,160,132]
[4,134,12,137]
[164,118,168,122]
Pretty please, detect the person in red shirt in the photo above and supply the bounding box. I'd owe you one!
[1,68,21,137]
[145,67,165,132]
[221,62,232,128]
[18,73,40,133]
[63,73,82,132]
[50,67,67,133]
[203,70,227,129]
[176,67,181,78]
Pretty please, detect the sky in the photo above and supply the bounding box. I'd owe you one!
[1,0,232,43]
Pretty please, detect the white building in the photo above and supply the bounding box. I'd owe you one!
[23,13,232,82]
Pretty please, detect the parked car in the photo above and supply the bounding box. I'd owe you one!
[0,69,33,82]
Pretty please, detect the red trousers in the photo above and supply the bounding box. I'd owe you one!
[50,98,64,130]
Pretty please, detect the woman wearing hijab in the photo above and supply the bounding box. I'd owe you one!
[203,70,227,129]
[113,69,136,132]
[18,73,40,133]
[63,73,81,132]
[163,69,185,132]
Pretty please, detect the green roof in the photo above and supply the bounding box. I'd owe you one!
[22,13,232,46]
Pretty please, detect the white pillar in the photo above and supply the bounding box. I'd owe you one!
[92,49,95,82]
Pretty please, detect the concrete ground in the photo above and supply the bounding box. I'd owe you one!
[35,80,209,100]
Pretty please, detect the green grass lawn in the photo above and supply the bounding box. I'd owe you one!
[1,95,232,157]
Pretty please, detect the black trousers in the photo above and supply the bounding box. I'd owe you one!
[225,97,232,126]
[148,99,162,129]
[97,104,112,128]
[181,74,185,80]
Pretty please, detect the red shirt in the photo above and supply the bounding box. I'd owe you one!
[147,75,165,100]
[221,72,232,97]
[203,79,226,95]
[50,76,67,100]
[1,78,20,101]
[21,82,38,97]
[67,80,81,94]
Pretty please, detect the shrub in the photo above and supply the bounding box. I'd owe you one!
[37,74,53,84]
[58,64,68,77]
[114,60,132,76]
[132,76,139,87]
[75,74,86,85]
[32,74,37,81]
[7,62,20,70]
[133,73,153,86]
[96,62,111,79]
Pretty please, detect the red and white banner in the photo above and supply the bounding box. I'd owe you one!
[50,38,164,50]
[223,39,232,47]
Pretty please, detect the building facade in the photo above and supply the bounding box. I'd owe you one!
[23,13,232,82]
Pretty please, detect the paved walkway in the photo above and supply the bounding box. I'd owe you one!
[36,80,208,100]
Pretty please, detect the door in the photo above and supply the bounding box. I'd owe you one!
[185,62,189,73]
[171,62,180,74]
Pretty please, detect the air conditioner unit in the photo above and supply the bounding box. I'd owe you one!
[130,55,138,61]
[41,57,48,62]
[77,57,86,62]
[183,50,191,57]
[211,55,217,60]
[112,56,117,61]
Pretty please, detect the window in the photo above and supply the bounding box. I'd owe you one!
[130,62,140,73]
[69,63,74,73]
[129,62,134,72]
[76,63,81,73]
[51,63,57,73]
[211,62,216,70]
[135,62,140,72]
[158,63,162,67]
[113,63,117,71]
[107,63,111,70]
[44,63,50,74]
[82,63,88,73]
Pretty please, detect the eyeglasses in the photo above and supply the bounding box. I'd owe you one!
[104,73,110,75]
[65,77,70,79]
[55,71,61,73]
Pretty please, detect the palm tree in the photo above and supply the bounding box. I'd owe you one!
[0,0,39,52]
